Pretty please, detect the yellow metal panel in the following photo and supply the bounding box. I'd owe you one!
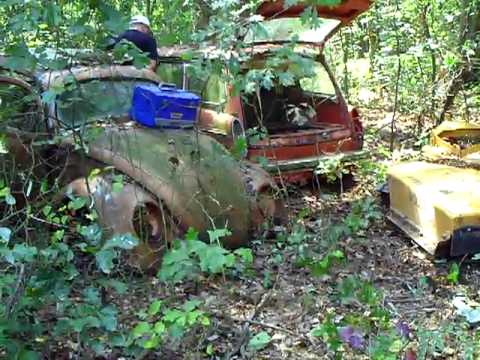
[424,121,480,160]
[388,161,480,255]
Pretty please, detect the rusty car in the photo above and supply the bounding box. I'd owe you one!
[155,0,371,184]
[0,65,283,270]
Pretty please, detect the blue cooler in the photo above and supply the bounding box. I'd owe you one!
[130,84,200,128]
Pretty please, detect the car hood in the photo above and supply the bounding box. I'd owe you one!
[253,0,371,45]
[257,0,371,22]
[86,126,263,247]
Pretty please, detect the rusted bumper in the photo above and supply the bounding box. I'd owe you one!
[261,150,368,173]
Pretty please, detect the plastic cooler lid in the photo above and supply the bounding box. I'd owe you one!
[138,84,200,101]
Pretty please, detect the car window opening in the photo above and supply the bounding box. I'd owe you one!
[241,62,343,135]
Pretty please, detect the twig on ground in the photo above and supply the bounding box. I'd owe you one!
[225,272,280,359]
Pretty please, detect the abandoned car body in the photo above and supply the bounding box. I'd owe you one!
[156,0,371,184]
[1,66,283,270]
[388,122,480,257]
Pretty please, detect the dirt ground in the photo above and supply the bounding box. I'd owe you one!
[105,112,480,359]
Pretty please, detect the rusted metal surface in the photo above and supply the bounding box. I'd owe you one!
[257,0,372,23]
[259,150,367,173]
[38,65,160,89]
[198,108,245,138]
[68,176,175,270]
[155,40,365,186]
[84,126,281,249]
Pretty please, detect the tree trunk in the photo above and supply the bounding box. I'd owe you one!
[438,0,480,123]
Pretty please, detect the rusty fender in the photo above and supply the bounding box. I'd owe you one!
[198,108,245,139]
[67,176,175,271]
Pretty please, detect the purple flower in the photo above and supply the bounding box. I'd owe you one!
[395,321,412,339]
[339,326,365,350]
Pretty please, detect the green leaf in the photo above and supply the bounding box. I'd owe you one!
[154,321,166,335]
[80,224,103,246]
[103,233,139,251]
[132,322,151,338]
[278,71,295,86]
[162,245,190,265]
[182,299,201,312]
[98,279,128,294]
[198,245,230,273]
[207,228,232,244]
[44,2,61,27]
[200,315,210,326]
[4,43,37,71]
[331,250,345,259]
[148,300,163,316]
[95,249,116,274]
[163,309,183,323]
[42,205,52,217]
[68,196,87,211]
[112,182,123,193]
[143,335,160,349]
[0,135,8,154]
[99,306,118,332]
[5,193,16,205]
[234,248,254,264]
[447,263,460,284]
[185,227,199,241]
[9,243,38,264]
[206,343,214,355]
[248,331,271,351]
[70,316,101,332]
[18,350,40,360]
[83,287,101,305]
[0,227,11,244]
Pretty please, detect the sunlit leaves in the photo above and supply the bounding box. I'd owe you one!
[248,331,272,351]
[43,2,61,28]
[0,186,16,206]
[0,227,11,244]
[131,299,209,350]
[159,227,253,283]
[95,233,139,274]
[3,43,37,71]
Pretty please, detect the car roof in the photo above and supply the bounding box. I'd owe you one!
[37,65,161,89]
[157,44,319,62]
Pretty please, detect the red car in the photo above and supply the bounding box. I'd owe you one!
[157,0,370,184]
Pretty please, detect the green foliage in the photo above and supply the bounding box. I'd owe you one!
[131,299,210,350]
[310,314,342,353]
[447,262,460,285]
[316,154,351,185]
[337,276,382,307]
[368,332,403,360]
[326,0,480,120]
[231,136,248,159]
[158,227,253,283]
[303,250,345,277]
[354,158,388,187]
[344,198,382,235]
[248,331,272,351]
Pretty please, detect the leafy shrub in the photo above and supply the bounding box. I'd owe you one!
[158,227,253,283]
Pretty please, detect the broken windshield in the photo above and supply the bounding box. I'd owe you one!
[56,79,155,129]
[246,17,341,44]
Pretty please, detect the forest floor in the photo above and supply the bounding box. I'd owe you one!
[106,111,480,359]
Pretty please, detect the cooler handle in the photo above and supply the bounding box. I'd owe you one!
[159,83,177,90]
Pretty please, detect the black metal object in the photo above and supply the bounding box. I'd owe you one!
[451,226,480,256]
